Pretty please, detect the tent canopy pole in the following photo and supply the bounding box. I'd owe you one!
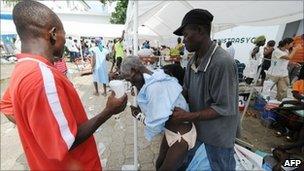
[133,1,139,170]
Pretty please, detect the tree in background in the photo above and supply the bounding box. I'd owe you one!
[110,0,128,24]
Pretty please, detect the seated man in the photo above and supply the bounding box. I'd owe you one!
[279,65,304,110]
[292,65,304,102]
[121,56,210,171]
[160,45,170,57]
[138,47,153,57]
[138,47,156,66]
[274,66,304,140]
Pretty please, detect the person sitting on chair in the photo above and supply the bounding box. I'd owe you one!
[274,66,304,141]
[292,65,304,101]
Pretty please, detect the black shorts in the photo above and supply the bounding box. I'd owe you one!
[116,57,122,69]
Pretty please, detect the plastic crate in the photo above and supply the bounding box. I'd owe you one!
[262,109,278,121]
[254,95,266,112]
[260,109,278,128]
[260,116,274,128]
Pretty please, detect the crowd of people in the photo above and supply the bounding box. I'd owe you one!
[240,34,304,163]
[0,0,303,170]
[242,34,303,102]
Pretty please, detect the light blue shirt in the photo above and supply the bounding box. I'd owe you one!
[89,46,109,84]
[137,69,189,141]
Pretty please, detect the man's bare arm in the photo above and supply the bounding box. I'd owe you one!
[280,45,300,60]
[119,30,125,42]
[70,93,127,150]
[171,107,219,123]
[70,109,112,150]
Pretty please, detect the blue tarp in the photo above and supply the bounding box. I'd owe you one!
[0,13,13,20]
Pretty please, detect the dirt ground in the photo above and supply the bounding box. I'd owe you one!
[241,108,303,159]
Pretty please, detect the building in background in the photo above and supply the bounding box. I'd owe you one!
[0,1,123,40]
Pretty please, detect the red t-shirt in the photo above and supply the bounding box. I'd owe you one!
[54,58,68,75]
[0,53,102,170]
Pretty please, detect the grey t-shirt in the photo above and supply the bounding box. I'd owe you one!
[183,42,239,148]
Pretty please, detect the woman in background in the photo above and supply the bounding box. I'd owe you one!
[90,39,110,96]
[244,35,266,84]
[268,38,300,101]
[259,40,276,86]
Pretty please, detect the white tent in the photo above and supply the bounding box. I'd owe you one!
[125,1,303,39]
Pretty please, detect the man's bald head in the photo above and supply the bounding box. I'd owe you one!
[13,0,63,41]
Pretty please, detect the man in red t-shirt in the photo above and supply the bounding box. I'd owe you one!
[0,1,127,170]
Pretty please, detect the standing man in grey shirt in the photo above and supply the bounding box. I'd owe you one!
[171,9,239,171]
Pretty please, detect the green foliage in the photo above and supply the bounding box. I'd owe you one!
[110,0,128,24]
